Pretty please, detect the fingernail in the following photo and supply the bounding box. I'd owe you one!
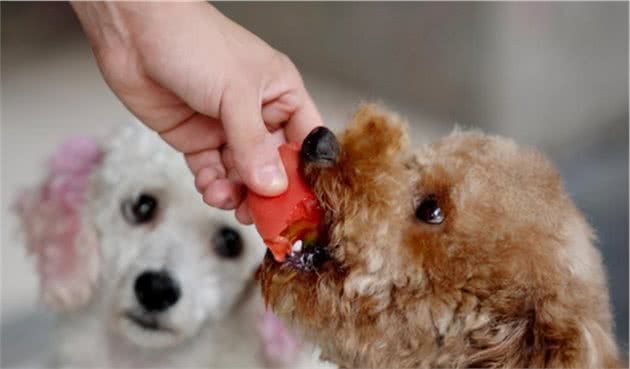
[254,163,287,194]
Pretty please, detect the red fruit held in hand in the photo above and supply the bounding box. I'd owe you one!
[246,143,323,262]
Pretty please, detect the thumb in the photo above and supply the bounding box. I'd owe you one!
[221,89,288,197]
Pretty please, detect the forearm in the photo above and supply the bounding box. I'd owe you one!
[70,2,225,53]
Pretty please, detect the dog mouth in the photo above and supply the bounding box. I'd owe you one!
[261,124,337,272]
[264,220,332,273]
[124,311,175,333]
[266,241,329,272]
[263,186,334,272]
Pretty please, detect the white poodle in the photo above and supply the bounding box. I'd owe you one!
[15,123,327,368]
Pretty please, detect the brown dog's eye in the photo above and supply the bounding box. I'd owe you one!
[415,196,444,224]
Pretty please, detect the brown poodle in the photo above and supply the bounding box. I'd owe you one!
[258,105,622,368]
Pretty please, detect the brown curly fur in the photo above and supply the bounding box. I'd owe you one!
[259,105,622,368]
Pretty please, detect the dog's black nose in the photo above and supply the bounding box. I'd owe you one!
[134,270,181,313]
[300,127,340,166]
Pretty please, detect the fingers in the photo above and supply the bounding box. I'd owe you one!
[185,150,224,176]
[261,92,297,128]
[263,54,324,144]
[189,152,244,210]
[202,179,244,210]
[186,150,236,209]
[235,202,253,225]
[186,134,281,212]
[221,87,288,197]
[284,89,324,144]
[159,113,225,154]
[184,89,321,220]
[217,138,284,220]
[261,61,324,145]
[194,167,222,192]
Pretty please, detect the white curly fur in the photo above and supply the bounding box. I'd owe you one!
[16,122,331,369]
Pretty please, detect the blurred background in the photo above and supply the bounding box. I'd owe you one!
[2,2,627,365]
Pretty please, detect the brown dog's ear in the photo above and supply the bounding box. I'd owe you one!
[528,309,622,368]
[463,311,622,368]
[461,318,532,368]
[14,137,102,311]
[341,104,410,164]
[302,104,413,213]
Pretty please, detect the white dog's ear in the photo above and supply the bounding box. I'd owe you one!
[14,137,102,311]
[257,310,303,367]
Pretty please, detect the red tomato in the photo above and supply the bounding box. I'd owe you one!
[246,143,323,261]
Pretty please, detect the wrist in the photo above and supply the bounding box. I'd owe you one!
[70,2,132,53]
[71,2,223,51]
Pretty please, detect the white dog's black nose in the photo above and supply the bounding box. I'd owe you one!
[301,127,340,166]
[134,270,181,312]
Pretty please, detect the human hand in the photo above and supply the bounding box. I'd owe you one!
[71,2,323,223]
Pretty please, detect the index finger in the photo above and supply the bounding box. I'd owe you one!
[283,89,324,144]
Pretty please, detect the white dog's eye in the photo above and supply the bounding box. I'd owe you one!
[213,227,243,259]
[415,196,444,224]
[122,193,159,225]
